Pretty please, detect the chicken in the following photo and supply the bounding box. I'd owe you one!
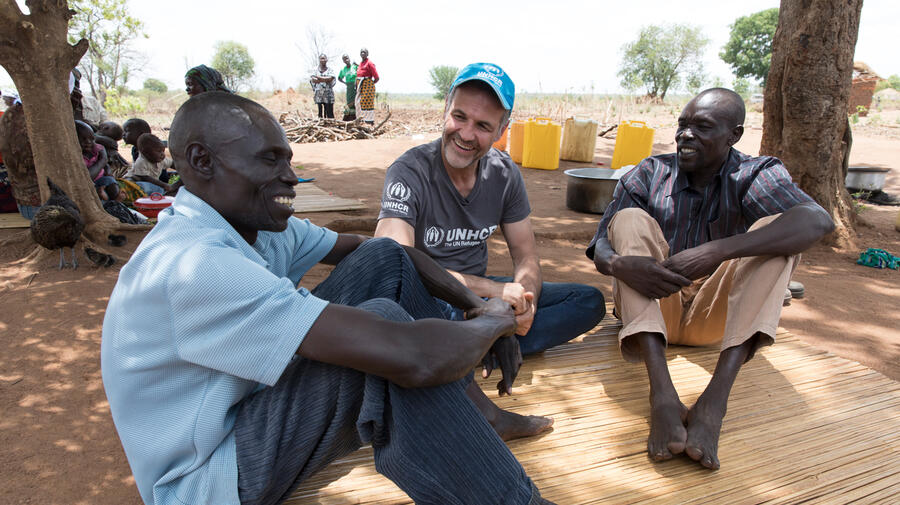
[85,247,115,268]
[30,178,85,269]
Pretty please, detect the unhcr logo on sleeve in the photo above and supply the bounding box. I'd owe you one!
[383,181,411,214]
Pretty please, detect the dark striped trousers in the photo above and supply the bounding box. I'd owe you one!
[234,238,540,505]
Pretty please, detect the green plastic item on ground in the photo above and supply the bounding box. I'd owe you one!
[855,248,900,270]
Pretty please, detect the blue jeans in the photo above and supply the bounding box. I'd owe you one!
[438,276,606,355]
[135,181,164,195]
[234,238,541,505]
[17,203,39,220]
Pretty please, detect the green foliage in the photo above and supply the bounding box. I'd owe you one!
[211,41,255,92]
[618,24,709,100]
[142,78,168,93]
[732,77,752,99]
[103,88,145,116]
[428,65,459,100]
[874,74,900,92]
[69,0,146,103]
[720,8,779,84]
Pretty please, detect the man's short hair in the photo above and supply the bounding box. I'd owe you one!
[445,80,511,133]
[695,88,746,126]
[168,91,264,165]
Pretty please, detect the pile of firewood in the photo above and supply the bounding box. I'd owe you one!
[278,112,392,143]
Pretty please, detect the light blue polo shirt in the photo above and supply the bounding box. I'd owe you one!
[101,189,337,505]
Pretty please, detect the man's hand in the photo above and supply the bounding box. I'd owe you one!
[499,281,527,311]
[662,242,725,281]
[514,292,535,336]
[481,336,522,396]
[611,255,691,299]
[469,298,521,395]
[496,282,535,335]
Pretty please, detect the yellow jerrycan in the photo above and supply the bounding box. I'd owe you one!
[522,117,561,170]
[611,120,654,169]
[509,120,527,164]
[561,117,599,162]
[492,126,509,151]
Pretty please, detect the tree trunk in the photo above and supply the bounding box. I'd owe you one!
[760,0,863,248]
[0,0,121,242]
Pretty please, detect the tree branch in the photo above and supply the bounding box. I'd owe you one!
[64,37,88,71]
[0,0,24,30]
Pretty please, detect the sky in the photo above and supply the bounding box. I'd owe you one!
[3,0,899,96]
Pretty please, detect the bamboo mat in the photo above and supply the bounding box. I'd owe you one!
[293,183,366,213]
[286,311,900,504]
[0,212,30,229]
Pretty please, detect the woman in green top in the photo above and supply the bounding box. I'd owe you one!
[338,54,358,121]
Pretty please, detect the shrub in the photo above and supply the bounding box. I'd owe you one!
[104,88,146,116]
[143,78,168,93]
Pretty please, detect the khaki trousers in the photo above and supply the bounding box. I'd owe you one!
[607,208,799,363]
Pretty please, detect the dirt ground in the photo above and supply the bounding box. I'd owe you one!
[0,117,898,504]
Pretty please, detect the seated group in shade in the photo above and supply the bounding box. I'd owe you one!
[101,63,833,505]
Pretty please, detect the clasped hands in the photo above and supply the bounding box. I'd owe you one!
[466,297,523,397]
[611,242,724,299]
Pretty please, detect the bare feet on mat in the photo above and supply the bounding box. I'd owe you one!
[684,397,725,470]
[647,396,688,461]
[490,409,554,441]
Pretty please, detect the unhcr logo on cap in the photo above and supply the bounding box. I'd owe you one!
[476,71,503,87]
[451,62,515,111]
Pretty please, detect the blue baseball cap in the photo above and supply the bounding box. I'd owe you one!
[449,62,515,111]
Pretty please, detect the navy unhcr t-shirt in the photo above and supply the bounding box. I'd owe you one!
[378,139,531,276]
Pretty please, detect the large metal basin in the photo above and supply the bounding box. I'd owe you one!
[564,167,632,214]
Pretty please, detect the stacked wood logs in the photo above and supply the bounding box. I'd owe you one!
[278,112,393,143]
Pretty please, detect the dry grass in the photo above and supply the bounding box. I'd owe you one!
[102,89,900,143]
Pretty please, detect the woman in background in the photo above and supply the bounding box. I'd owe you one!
[310,54,336,119]
[184,65,233,97]
[355,48,379,125]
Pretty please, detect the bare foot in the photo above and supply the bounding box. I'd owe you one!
[684,397,725,470]
[489,409,554,441]
[466,382,553,441]
[647,396,688,461]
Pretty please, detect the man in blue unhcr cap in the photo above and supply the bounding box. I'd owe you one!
[376,63,606,440]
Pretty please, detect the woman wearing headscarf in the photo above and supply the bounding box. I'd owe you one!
[355,48,379,125]
[309,54,336,119]
[184,65,233,96]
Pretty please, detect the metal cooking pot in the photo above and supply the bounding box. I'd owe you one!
[564,167,633,214]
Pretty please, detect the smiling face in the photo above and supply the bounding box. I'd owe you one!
[202,105,298,243]
[185,76,204,97]
[440,84,506,172]
[675,92,743,175]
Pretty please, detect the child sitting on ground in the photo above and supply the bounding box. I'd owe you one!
[122,117,172,183]
[124,133,176,195]
[122,118,150,163]
[76,120,119,201]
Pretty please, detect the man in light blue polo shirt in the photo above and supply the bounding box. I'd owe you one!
[101,92,555,505]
